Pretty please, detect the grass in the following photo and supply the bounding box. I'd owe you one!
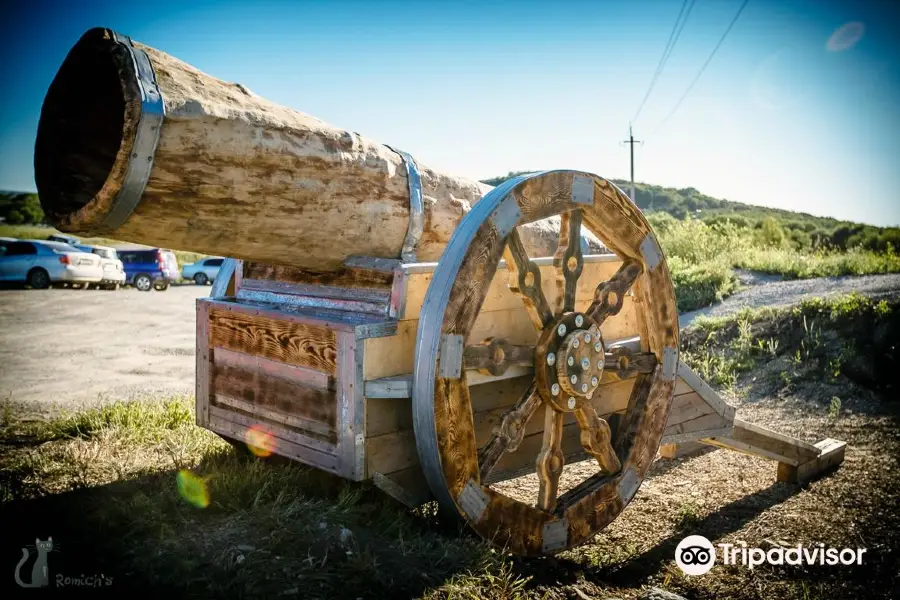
[680,293,900,398]
[0,223,209,266]
[651,216,900,312]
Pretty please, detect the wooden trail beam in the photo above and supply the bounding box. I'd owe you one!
[34,27,603,272]
[658,362,847,485]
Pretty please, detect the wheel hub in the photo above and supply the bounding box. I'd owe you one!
[535,312,605,412]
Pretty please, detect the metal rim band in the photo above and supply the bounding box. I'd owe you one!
[100,30,166,230]
[411,171,545,513]
[385,145,424,263]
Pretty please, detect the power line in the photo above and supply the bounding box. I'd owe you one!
[631,0,697,125]
[650,0,751,137]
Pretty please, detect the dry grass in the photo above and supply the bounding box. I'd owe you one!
[1,296,898,599]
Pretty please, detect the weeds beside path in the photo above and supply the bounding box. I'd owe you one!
[679,272,900,328]
[652,215,900,312]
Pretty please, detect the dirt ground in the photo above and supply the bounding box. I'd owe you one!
[0,285,209,411]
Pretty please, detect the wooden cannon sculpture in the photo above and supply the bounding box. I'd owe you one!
[35,28,847,556]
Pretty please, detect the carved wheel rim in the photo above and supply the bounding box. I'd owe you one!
[412,170,679,556]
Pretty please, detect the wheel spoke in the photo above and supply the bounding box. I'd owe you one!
[504,228,554,330]
[574,404,621,475]
[553,209,584,314]
[464,338,534,376]
[603,347,657,380]
[535,405,565,512]
[584,258,642,325]
[478,382,542,481]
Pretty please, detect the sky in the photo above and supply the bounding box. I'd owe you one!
[1,0,898,226]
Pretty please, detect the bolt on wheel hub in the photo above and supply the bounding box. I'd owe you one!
[535,312,605,412]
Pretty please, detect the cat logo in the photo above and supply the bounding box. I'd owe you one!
[14,537,54,588]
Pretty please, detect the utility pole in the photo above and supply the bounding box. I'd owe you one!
[621,125,643,203]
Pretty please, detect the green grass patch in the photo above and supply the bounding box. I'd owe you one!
[649,216,900,312]
[681,293,900,397]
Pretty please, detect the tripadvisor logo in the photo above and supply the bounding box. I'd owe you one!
[675,535,867,576]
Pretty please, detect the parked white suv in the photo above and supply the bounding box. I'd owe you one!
[0,239,102,289]
[181,257,224,285]
[74,244,126,289]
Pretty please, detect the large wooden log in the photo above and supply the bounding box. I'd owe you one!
[35,28,600,272]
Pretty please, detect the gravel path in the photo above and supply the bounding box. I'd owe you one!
[0,285,208,411]
[679,272,900,328]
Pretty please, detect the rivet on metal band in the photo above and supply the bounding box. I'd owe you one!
[101,30,165,231]
[385,145,424,263]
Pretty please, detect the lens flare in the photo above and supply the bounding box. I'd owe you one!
[246,424,274,457]
[827,21,865,52]
[176,469,210,508]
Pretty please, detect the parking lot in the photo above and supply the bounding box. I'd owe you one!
[0,284,208,411]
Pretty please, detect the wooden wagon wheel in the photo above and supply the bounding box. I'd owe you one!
[412,170,679,555]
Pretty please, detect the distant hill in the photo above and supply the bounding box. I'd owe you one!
[480,171,900,253]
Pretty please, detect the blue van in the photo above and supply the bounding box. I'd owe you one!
[116,248,180,291]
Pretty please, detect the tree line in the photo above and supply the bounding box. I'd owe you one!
[480,172,899,254]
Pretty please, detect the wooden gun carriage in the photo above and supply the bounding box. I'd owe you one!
[35,28,846,556]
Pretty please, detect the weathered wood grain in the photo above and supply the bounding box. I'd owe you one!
[36,29,601,270]
[195,299,211,427]
[209,404,336,455]
[209,306,337,373]
[776,438,846,483]
[703,419,821,467]
[211,358,337,441]
[242,262,395,289]
[209,408,339,473]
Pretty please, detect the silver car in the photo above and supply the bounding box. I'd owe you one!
[0,239,103,289]
[181,257,224,285]
[74,243,126,289]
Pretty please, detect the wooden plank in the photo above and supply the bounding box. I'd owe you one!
[676,361,736,419]
[702,418,821,467]
[673,377,692,396]
[658,441,708,459]
[372,469,432,507]
[663,412,728,440]
[338,331,366,481]
[214,346,331,390]
[195,300,211,427]
[776,438,846,483]
[662,426,734,446]
[210,405,336,455]
[242,261,395,289]
[209,411,339,473]
[211,356,337,437]
[209,305,338,373]
[366,429,418,476]
[665,392,714,428]
[215,394,333,439]
[366,397,414,438]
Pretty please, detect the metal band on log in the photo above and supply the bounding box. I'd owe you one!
[35,27,601,272]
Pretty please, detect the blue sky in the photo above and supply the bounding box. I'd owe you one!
[1,0,898,226]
